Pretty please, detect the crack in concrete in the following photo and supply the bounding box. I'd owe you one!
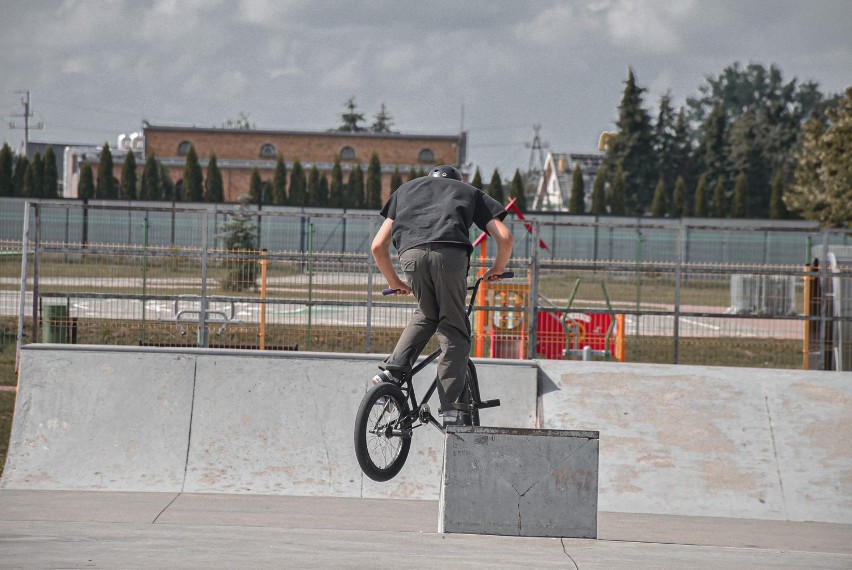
[560,538,580,569]
[310,372,333,489]
[764,390,788,519]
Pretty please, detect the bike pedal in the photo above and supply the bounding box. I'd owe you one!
[478,399,501,409]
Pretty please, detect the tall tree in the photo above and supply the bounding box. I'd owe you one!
[12,155,28,197]
[654,92,678,192]
[0,143,13,197]
[23,161,36,198]
[672,176,687,217]
[307,165,325,206]
[650,178,667,217]
[731,172,748,218]
[486,168,504,203]
[160,163,175,201]
[470,167,483,191]
[270,154,287,205]
[693,174,708,217]
[346,163,365,209]
[329,157,344,208]
[140,153,161,200]
[787,88,852,227]
[407,166,418,182]
[728,106,772,217]
[319,176,329,207]
[43,146,58,198]
[602,68,656,213]
[204,153,224,202]
[370,103,395,133]
[28,152,44,198]
[182,144,204,202]
[670,108,694,188]
[289,160,306,206]
[590,167,606,215]
[768,170,787,220]
[248,166,263,205]
[95,143,115,199]
[609,166,626,215]
[120,152,137,200]
[390,166,403,195]
[568,165,584,214]
[77,163,95,200]
[338,97,366,132]
[510,169,527,211]
[710,178,726,218]
[365,152,382,209]
[697,101,729,191]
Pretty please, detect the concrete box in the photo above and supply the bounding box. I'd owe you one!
[439,427,599,538]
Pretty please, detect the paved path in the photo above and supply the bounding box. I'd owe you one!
[0,490,849,569]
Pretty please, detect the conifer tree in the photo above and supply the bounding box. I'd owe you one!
[140,153,161,200]
[568,165,584,214]
[768,170,787,220]
[29,152,44,198]
[338,97,366,132]
[407,166,417,182]
[249,167,263,205]
[271,154,287,205]
[671,108,693,188]
[329,157,344,208]
[307,165,324,206]
[672,176,686,217]
[487,168,504,203]
[289,160,306,206]
[160,163,175,201]
[654,92,677,191]
[370,103,395,133]
[365,152,382,209]
[78,163,95,200]
[120,151,137,200]
[470,167,483,191]
[182,144,204,202]
[319,175,329,207]
[651,178,667,217]
[95,144,115,199]
[731,172,748,218]
[0,144,13,197]
[347,163,365,209]
[510,169,527,211]
[43,146,58,198]
[204,153,224,202]
[590,168,606,215]
[390,166,403,195]
[609,166,626,215]
[602,68,656,212]
[693,174,708,217]
[710,178,726,218]
[13,155,28,197]
[23,161,36,198]
[698,101,729,190]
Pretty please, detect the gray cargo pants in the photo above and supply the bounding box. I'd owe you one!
[384,245,470,409]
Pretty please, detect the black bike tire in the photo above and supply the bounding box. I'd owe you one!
[466,360,481,427]
[354,382,412,482]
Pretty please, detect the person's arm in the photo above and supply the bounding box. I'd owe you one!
[482,217,514,281]
[370,218,412,294]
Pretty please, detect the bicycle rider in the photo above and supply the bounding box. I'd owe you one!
[370,165,514,427]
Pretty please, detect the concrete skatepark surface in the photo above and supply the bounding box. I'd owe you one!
[2,345,851,567]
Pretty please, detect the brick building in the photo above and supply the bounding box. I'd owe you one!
[142,124,467,203]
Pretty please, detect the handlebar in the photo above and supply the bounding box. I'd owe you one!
[381,271,514,296]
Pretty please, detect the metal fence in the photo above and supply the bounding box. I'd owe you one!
[4,201,851,371]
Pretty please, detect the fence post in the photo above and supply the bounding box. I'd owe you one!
[818,230,829,369]
[673,224,685,364]
[32,203,41,343]
[527,221,540,359]
[16,202,31,373]
[365,217,375,353]
[199,211,209,348]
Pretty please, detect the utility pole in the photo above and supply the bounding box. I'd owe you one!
[525,124,548,178]
[9,90,43,157]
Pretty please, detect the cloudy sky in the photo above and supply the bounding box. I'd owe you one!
[1,0,849,178]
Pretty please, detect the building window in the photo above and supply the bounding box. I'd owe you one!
[177,140,192,155]
[418,148,435,163]
[340,146,356,160]
[260,143,276,158]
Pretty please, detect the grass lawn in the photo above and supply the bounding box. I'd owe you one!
[0,347,16,478]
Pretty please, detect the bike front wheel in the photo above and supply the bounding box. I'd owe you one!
[354,382,412,482]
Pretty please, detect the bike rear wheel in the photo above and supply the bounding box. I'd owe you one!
[354,382,412,482]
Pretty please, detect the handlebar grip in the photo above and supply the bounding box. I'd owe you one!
[382,289,396,296]
[500,271,514,279]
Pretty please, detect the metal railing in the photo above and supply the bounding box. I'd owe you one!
[4,201,851,371]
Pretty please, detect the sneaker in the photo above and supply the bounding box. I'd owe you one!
[371,370,401,386]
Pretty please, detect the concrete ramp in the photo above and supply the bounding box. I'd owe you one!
[1,346,538,499]
[538,361,852,524]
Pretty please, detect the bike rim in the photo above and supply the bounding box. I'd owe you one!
[365,395,405,470]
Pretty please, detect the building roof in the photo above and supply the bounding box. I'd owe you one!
[142,123,463,142]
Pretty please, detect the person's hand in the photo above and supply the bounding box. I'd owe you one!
[386,278,412,295]
[482,267,507,282]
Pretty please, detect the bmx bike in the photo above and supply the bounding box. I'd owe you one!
[354,271,513,482]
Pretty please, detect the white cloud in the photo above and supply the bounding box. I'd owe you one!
[605,0,698,54]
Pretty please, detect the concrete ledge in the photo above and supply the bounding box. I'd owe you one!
[439,426,599,538]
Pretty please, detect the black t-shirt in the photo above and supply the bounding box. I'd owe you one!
[379,176,508,254]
